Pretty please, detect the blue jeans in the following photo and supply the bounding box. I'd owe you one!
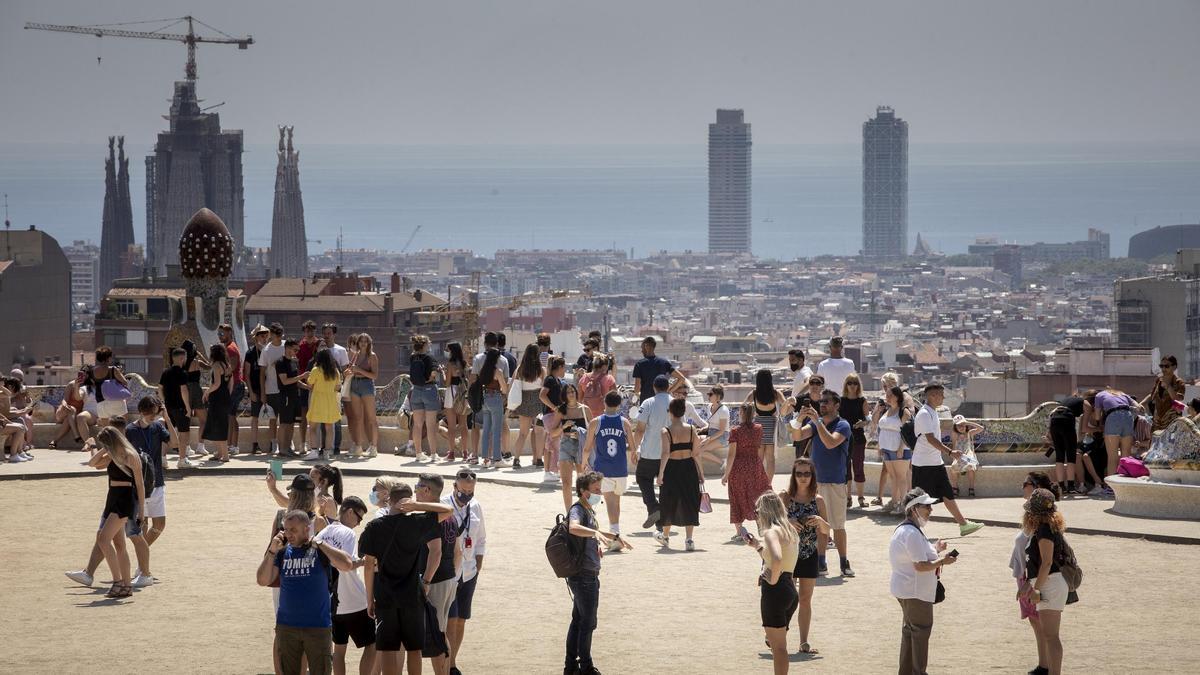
[565,574,600,670]
[480,392,505,461]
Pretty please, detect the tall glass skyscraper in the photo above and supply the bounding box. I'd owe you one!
[862,106,908,258]
[708,109,751,254]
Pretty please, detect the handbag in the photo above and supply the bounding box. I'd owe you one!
[507,381,523,412]
[101,379,133,401]
[259,403,276,422]
[934,580,946,604]
[699,484,713,514]
[339,374,353,401]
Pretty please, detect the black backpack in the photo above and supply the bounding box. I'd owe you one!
[545,512,586,578]
[900,419,918,449]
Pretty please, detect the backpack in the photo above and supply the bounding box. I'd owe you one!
[545,511,586,578]
[900,419,918,449]
[467,380,485,414]
[1057,535,1083,593]
[125,425,158,491]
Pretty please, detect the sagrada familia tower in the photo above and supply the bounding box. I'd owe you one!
[269,125,308,278]
[99,136,134,296]
[145,80,245,275]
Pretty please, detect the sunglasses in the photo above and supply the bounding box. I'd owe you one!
[1022,480,1035,488]
[793,471,813,477]
[457,470,477,479]
[1160,364,1173,368]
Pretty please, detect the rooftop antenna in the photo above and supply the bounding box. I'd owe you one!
[3,194,10,259]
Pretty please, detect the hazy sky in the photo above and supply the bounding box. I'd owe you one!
[3,0,1198,146]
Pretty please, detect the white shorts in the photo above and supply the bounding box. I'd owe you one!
[1036,572,1069,612]
[600,476,627,496]
[145,486,166,518]
[97,399,128,420]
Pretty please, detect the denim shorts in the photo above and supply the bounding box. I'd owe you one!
[1104,408,1134,438]
[350,376,375,398]
[559,432,583,464]
[410,384,440,411]
[880,447,912,461]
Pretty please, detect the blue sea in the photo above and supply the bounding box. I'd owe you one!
[2,141,1199,259]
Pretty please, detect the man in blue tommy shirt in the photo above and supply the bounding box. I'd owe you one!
[632,374,672,536]
[792,389,855,578]
[257,510,357,675]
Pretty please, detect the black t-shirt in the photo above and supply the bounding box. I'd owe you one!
[358,512,440,607]
[1024,523,1063,580]
[276,358,299,398]
[575,352,594,372]
[632,356,674,402]
[427,519,457,583]
[410,353,436,386]
[1053,396,1085,419]
[245,346,263,393]
[543,375,564,413]
[159,366,189,410]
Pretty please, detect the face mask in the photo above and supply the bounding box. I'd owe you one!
[456,490,473,503]
[586,493,602,507]
[369,492,380,506]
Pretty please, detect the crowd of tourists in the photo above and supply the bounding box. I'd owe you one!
[36,330,1173,675]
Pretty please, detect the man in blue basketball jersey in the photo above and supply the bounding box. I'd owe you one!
[581,391,635,552]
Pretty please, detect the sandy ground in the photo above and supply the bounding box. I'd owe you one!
[4,473,1199,674]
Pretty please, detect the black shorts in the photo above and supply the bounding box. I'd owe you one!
[1049,415,1078,463]
[167,407,190,433]
[374,604,424,652]
[103,485,136,520]
[188,381,207,410]
[793,552,819,579]
[911,464,955,501]
[299,388,311,408]
[251,399,264,418]
[760,572,798,628]
[448,574,478,620]
[333,608,376,648]
[229,382,246,417]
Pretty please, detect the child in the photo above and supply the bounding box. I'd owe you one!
[947,415,983,497]
[579,391,635,551]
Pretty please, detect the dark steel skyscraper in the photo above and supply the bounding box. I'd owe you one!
[862,106,908,258]
[708,109,751,254]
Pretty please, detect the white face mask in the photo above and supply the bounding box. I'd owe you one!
[586,493,602,507]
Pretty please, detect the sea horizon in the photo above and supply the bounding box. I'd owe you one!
[3,140,1199,260]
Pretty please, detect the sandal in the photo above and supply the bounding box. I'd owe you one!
[952,487,960,498]
[799,642,819,654]
[105,582,132,599]
[968,488,976,497]
[48,441,57,449]
[870,497,883,506]
[858,497,868,508]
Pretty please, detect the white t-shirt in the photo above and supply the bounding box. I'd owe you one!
[326,343,350,369]
[471,352,510,379]
[911,404,944,467]
[316,521,368,614]
[790,366,813,398]
[889,521,939,602]
[258,341,286,395]
[878,410,903,452]
[696,403,730,438]
[441,493,487,583]
[816,357,855,395]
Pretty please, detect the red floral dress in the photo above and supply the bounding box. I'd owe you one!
[727,423,772,523]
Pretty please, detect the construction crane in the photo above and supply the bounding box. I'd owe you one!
[400,225,422,254]
[25,16,253,82]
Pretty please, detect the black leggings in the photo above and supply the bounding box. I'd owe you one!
[1048,416,1077,463]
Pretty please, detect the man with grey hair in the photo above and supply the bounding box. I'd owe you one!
[889,488,958,675]
[257,509,358,675]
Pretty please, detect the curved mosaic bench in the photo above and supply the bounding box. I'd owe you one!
[1107,417,1200,519]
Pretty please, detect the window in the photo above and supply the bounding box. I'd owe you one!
[121,358,148,374]
[126,330,148,346]
[113,300,138,317]
[146,298,169,319]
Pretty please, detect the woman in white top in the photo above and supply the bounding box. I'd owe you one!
[875,386,913,514]
[696,385,730,471]
[511,344,546,469]
[889,487,957,675]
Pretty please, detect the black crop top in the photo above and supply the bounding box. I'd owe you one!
[107,459,133,482]
[667,428,694,453]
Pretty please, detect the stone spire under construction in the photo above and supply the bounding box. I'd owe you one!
[269,125,308,278]
[100,136,134,296]
[145,80,244,275]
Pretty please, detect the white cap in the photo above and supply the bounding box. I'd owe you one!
[952,414,966,426]
[903,491,940,512]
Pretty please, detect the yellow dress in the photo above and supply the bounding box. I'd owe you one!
[306,369,341,424]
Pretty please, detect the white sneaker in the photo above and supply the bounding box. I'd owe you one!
[8,454,29,463]
[229,446,240,456]
[499,456,514,467]
[18,452,33,461]
[196,443,210,456]
[653,531,668,546]
[608,538,624,552]
[300,450,321,461]
[270,441,279,455]
[131,574,154,588]
[178,457,197,469]
[185,445,196,458]
[65,570,94,587]
[350,446,366,458]
[367,446,378,458]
